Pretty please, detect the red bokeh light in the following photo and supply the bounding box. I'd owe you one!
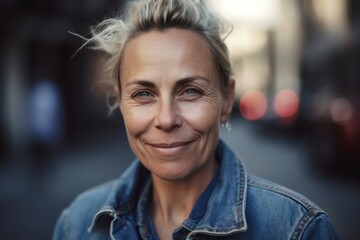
[239,90,268,121]
[273,89,299,120]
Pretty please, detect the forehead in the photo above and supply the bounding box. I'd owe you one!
[120,28,217,81]
[124,28,212,58]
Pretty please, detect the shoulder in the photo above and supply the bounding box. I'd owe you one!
[53,180,116,240]
[246,174,322,212]
[245,174,340,239]
[67,180,116,216]
[53,160,149,240]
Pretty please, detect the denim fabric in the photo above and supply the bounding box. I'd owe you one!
[53,140,340,240]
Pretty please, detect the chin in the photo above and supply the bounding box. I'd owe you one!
[151,165,196,181]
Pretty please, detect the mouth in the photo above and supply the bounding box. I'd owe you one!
[146,141,194,156]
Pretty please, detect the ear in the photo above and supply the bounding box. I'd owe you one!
[114,85,122,110]
[221,79,235,123]
[114,85,120,96]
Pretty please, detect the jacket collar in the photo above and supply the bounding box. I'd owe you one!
[88,139,248,236]
[88,161,150,233]
[187,139,248,236]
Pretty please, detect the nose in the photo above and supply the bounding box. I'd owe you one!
[154,98,182,132]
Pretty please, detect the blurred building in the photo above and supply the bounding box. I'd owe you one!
[0,0,125,164]
[300,0,360,172]
[211,0,360,173]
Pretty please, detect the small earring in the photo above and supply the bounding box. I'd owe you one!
[221,121,231,132]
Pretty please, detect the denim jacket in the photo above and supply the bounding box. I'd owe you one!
[53,140,340,240]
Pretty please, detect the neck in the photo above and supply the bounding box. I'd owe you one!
[149,158,217,229]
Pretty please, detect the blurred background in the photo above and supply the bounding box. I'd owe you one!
[0,0,359,239]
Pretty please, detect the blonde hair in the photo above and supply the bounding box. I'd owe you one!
[80,0,233,111]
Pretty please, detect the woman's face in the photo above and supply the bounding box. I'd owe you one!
[118,28,234,181]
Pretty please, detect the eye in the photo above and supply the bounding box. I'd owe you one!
[184,87,201,95]
[134,91,152,98]
[131,90,155,103]
[179,87,204,101]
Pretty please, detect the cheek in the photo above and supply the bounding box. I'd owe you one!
[180,101,221,131]
[120,104,155,136]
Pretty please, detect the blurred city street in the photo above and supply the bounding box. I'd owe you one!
[1,0,360,240]
[1,115,359,240]
[222,116,360,240]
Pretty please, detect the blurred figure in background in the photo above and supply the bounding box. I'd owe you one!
[27,80,64,176]
[28,80,63,148]
[53,0,340,239]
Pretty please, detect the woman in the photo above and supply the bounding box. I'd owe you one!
[53,0,340,239]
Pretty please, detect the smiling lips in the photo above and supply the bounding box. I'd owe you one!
[147,141,194,156]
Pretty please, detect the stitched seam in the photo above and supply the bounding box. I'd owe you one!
[62,209,69,239]
[237,158,247,227]
[248,178,322,211]
[290,209,322,240]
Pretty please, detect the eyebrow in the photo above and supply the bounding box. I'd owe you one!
[125,76,210,88]
[126,80,156,88]
[174,76,209,88]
